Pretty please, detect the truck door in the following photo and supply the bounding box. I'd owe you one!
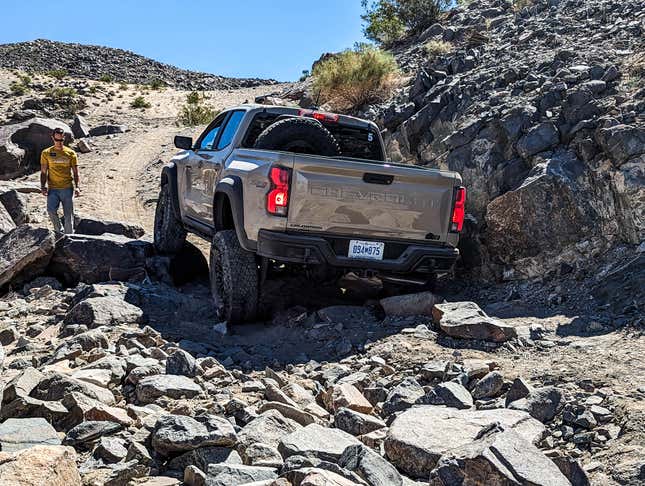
[181,110,245,224]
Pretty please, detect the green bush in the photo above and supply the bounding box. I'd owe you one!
[148,78,166,90]
[119,83,129,91]
[312,46,399,111]
[99,74,114,83]
[17,73,32,86]
[179,91,216,126]
[299,69,310,82]
[45,69,67,80]
[46,87,85,114]
[361,0,450,44]
[10,81,28,96]
[131,96,151,109]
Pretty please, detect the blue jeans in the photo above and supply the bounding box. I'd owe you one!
[47,188,74,234]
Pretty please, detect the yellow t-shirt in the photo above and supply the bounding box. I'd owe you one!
[41,145,78,189]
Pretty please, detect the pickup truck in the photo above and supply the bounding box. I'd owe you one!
[154,105,465,323]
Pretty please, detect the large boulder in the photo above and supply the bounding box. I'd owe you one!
[485,150,605,267]
[0,225,55,288]
[0,118,73,179]
[71,114,90,139]
[517,122,560,158]
[0,445,81,486]
[0,418,61,452]
[74,217,145,239]
[0,189,29,225]
[384,406,545,478]
[48,233,153,285]
[151,414,237,455]
[205,463,278,486]
[89,124,127,136]
[31,373,116,405]
[432,301,517,343]
[135,374,202,404]
[339,444,403,486]
[595,124,645,166]
[0,124,27,179]
[379,291,442,317]
[64,295,143,328]
[0,202,16,235]
[236,410,301,456]
[278,423,362,462]
[430,428,570,486]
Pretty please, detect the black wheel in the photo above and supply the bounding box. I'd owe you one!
[210,230,259,323]
[254,117,341,156]
[153,182,186,254]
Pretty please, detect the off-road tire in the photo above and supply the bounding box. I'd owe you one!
[153,182,187,254]
[254,117,341,156]
[210,230,259,324]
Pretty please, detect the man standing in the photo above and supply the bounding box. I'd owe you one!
[40,127,80,234]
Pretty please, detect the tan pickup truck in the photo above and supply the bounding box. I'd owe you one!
[154,105,465,323]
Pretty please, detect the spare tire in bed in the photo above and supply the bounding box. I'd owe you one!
[253,117,341,156]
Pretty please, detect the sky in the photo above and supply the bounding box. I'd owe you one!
[0,0,367,82]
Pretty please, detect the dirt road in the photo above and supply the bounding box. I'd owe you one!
[72,83,289,232]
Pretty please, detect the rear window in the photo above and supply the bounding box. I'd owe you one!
[242,113,385,161]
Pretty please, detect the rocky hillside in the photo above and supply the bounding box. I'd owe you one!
[368,0,644,284]
[0,39,276,89]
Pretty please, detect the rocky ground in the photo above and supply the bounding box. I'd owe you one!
[1,1,644,485]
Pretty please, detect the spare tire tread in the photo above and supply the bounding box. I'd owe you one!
[253,117,341,157]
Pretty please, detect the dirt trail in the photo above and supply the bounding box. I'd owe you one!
[77,125,175,230]
[72,83,289,232]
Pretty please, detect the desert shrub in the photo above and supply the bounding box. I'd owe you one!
[299,70,310,82]
[624,52,645,90]
[9,72,31,95]
[361,0,450,44]
[312,46,399,111]
[45,69,67,80]
[99,74,114,83]
[512,0,533,9]
[424,39,452,59]
[10,81,28,96]
[46,87,85,114]
[148,78,166,90]
[89,86,98,94]
[179,91,216,126]
[17,73,32,86]
[119,83,129,91]
[131,96,151,109]
[46,87,77,100]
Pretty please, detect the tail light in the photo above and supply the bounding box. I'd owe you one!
[298,109,340,123]
[451,186,466,232]
[267,166,291,216]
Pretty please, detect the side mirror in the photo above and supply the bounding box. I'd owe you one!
[174,136,193,150]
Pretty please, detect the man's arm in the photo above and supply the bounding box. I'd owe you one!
[72,165,80,195]
[40,152,48,196]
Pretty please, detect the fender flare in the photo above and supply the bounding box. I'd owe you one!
[160,163,181,216]
[214,176,256,251]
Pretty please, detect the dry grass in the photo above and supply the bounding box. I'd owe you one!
[424,40,452,60]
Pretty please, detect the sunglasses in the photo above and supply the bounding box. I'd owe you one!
[53,137,65,141]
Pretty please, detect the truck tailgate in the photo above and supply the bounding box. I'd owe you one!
[287,156,458,242]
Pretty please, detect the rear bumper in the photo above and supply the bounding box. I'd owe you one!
[256,229,458,273]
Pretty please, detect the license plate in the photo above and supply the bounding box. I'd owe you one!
[348,240,384,260]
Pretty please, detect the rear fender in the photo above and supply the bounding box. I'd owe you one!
[214,176,256,251]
